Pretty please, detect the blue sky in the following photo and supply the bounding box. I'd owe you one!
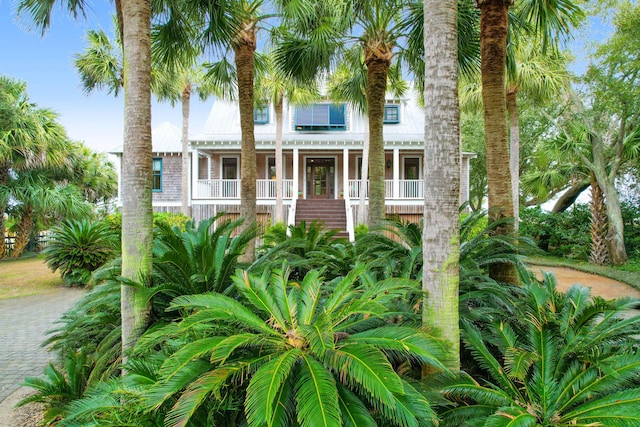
[1,0,211,153]
[1,1,611,154]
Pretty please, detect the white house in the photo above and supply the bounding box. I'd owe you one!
[112,90,475,237]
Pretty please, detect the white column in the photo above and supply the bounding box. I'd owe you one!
[192,148,199,199]
[393,148,400,199]
[343,148,349,200]
[207,155,212,180]
[293,148,299,199]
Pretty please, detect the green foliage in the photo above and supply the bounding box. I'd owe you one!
[152,211,190,231]
[520,205,591,259]
[43,219,119,286]
[354,223,368,236]
[441,272,640,426]
[147,214,256,318]
[253,220,353,280]
[101,211,191,243]
[136,266,446,427]
[521,202,640,262]
[37,214,253,401]
[18,351,91,425]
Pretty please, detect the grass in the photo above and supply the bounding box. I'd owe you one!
[526,255,640,292]
[0,255,63,300]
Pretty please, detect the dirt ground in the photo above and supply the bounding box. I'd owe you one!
[2,266,639,425]
[529,265,640,300]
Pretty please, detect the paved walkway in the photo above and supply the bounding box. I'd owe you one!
[0,289,84,403]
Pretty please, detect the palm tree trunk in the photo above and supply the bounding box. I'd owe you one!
[234,30,257,261]
[0,163,8,259]
[181,83,192,217]
[507,87,519,234]
[589,175,609,265]
[10,206,33,259]
[120,0,153,360]
[478,0,517,283]
[274,94,284,224]
[365,56,390,228]
[590,132,627,264]
[423,0,460,371]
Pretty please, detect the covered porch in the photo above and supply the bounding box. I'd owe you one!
[190,143,430,203]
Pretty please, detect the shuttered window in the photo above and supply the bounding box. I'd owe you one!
[294,103,346,131]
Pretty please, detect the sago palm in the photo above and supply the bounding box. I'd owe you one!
[143,265,447,427]
[441,272,640,426]
[148,213,256,316]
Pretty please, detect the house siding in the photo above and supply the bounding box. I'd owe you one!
[152,154,182,202]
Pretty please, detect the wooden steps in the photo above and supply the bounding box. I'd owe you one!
[295,199,348,239]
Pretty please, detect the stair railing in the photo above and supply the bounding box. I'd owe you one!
[345,200,355,242]
[287,197,297,237]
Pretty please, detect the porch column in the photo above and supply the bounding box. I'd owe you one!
[192,148,199,199]
[393,148,400,199]
[293,148,299,199]
[343,148,349,200]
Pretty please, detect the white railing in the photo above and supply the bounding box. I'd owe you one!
[197,179,295,199]
[197,179,422,200]
[347,180,368,198]
[385,180,394,198]
[348,179,421,199]
[256,179,294,199]
[399,180,423,199]
[197,179,239,198]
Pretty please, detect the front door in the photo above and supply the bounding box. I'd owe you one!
[306,158,335,199]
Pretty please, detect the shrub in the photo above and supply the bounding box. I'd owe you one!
[442,273,640,426]
[43,219,118,286]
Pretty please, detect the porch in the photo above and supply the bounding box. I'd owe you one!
[190,145,429,203]
[193,178,423,201]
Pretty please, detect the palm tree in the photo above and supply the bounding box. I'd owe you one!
[0,77,69,258]
[327,48,409,225]
[153,64,215,217]
[142,266,446,426]
[422,0,462,371]
[18,0,155,357]
[506,42,571,234]
[277,0,421,227]
[474,0,583,282]
[255,52,319,224]
[9,171,92,258]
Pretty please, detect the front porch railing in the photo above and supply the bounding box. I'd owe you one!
[256,179,294,199]
[197,179,239,198]
[347,179,423,199]
[196,179,294,199]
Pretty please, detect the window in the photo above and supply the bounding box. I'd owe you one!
[383,104,400,124]
[404,157,420,180]
[294,103,346,131]
[222,158,238,179]
[267,157,276,180]
[152,158,162,192]
[254,106,269,124]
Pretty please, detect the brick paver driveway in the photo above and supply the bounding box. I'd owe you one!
[0,289,84,403]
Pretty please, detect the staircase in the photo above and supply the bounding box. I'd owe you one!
[295,199,348,239]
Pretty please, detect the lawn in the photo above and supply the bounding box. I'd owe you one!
[0,256,63,299]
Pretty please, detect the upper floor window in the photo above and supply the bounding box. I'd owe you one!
[152,158,162,192]
[383,104,400,124]
[294,103,346,131]
[254,106,269,124]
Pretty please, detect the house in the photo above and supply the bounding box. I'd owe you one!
[112,90,475,239]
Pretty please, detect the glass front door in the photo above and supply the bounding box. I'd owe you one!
[306,158,335,199]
